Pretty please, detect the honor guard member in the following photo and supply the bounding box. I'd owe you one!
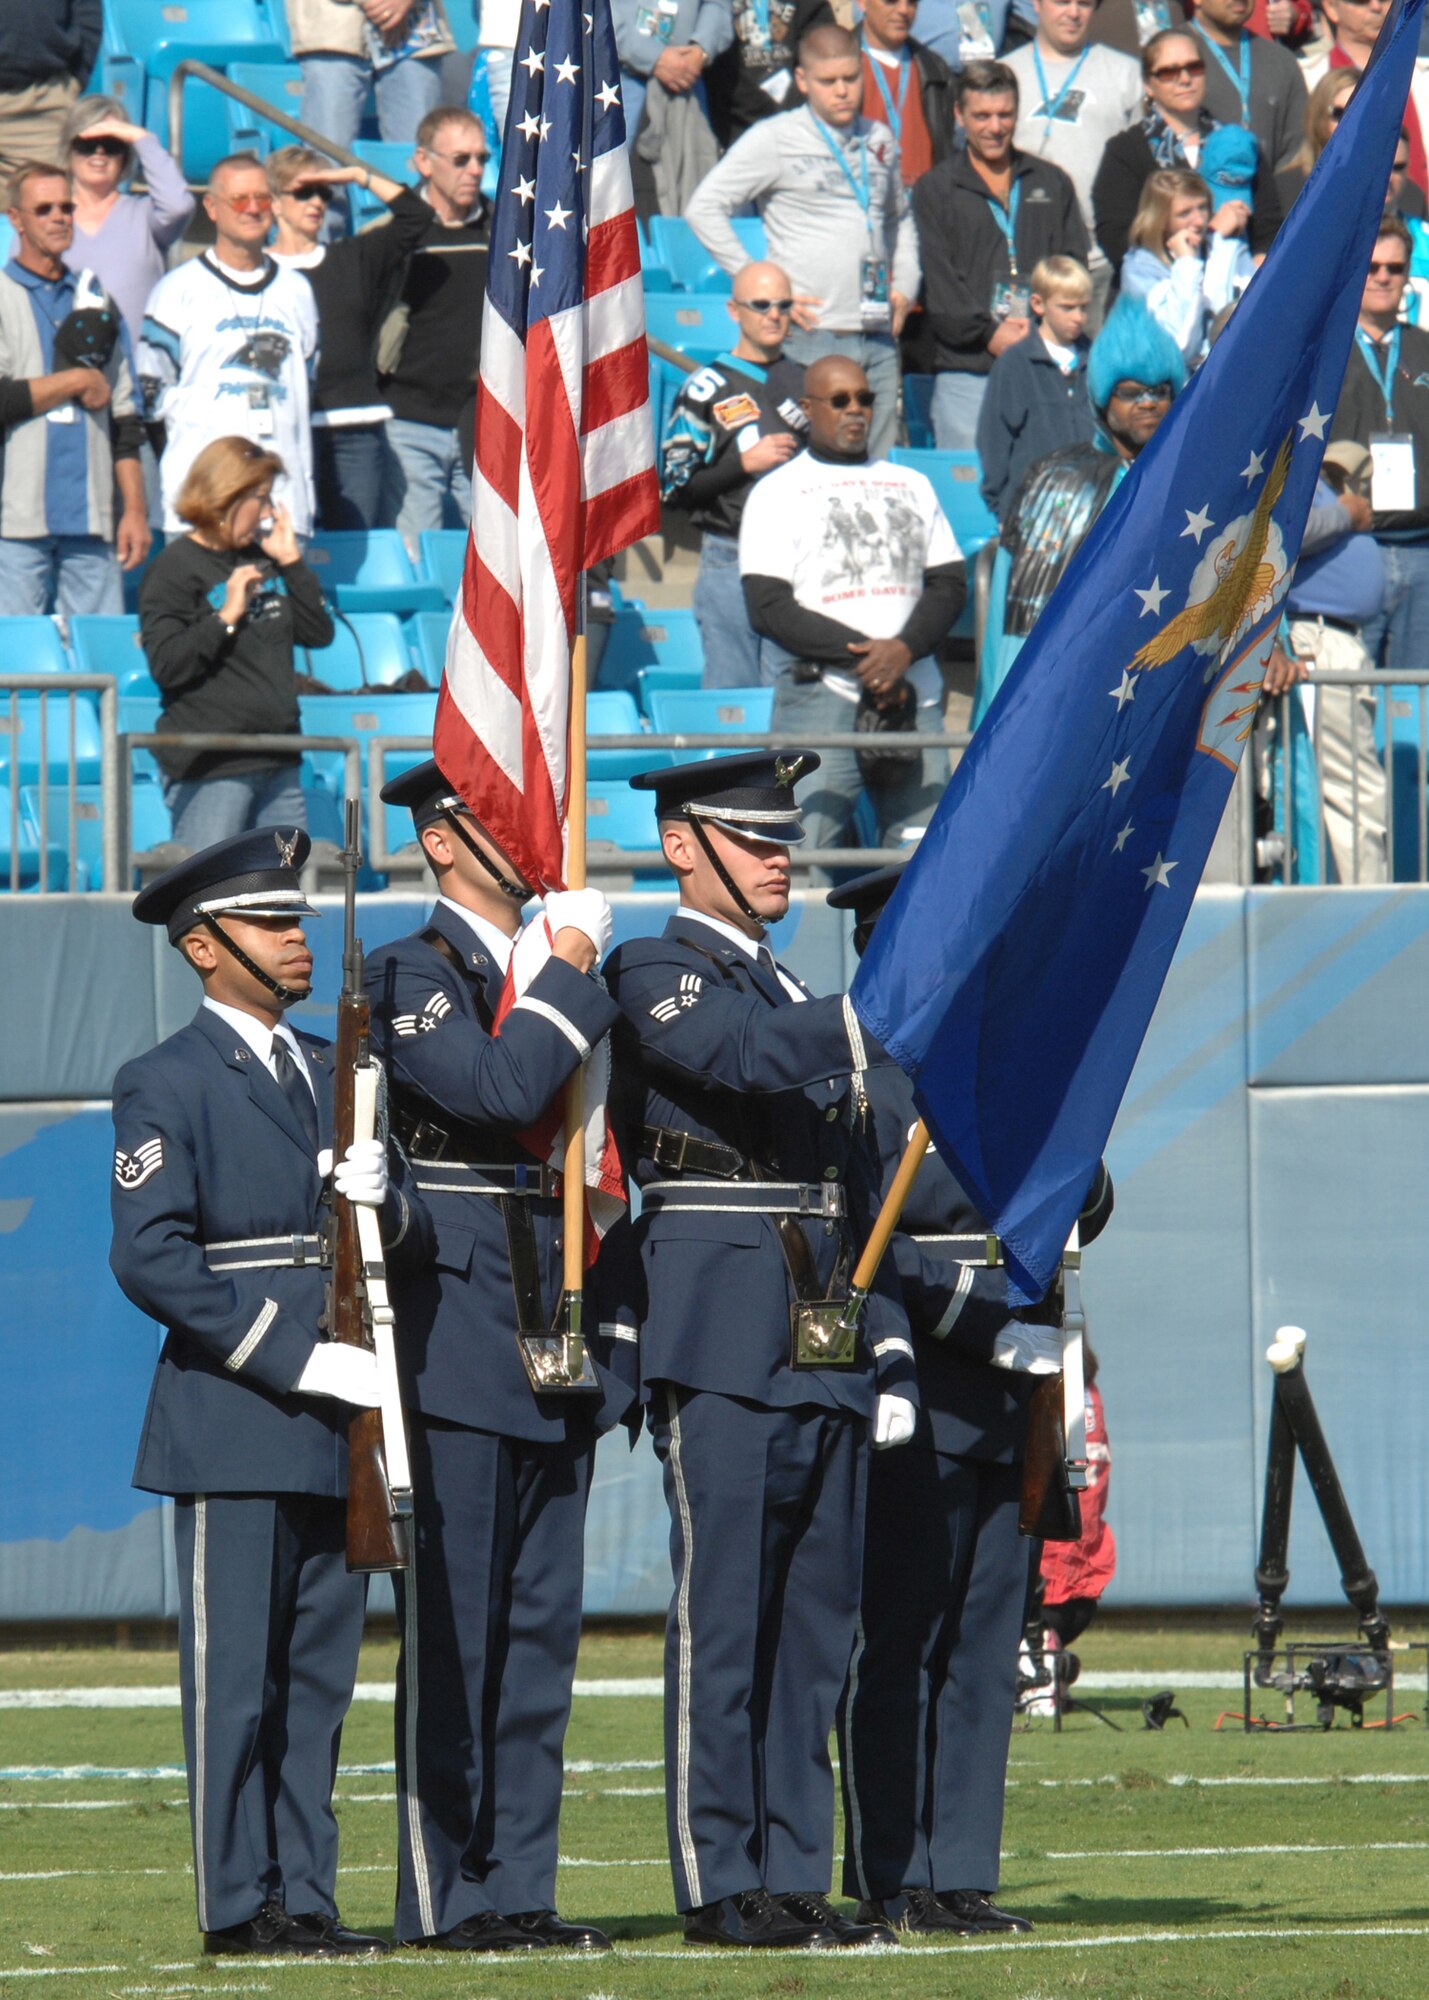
[364,760,635,1956]
[603,751,916,1953]
[828,862,1113,1937]
[109,828,432,1958]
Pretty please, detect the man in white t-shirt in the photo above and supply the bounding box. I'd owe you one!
[140,153,318,535]
[1004,0,1140,322]
[739,353,965,872]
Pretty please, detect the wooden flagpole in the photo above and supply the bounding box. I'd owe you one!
[850,1119,930,1292]
[560,625,589,1315]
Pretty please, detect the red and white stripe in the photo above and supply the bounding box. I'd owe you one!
[434,146,660,892]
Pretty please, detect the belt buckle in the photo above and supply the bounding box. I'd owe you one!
[654,1129,689,1174]
[821,1182,841,1219]
[291,1233,307,1267]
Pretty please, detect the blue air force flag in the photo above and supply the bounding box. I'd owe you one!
[850,0,1422,1303]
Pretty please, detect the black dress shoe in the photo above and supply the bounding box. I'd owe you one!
[937,1889,1035,1934]
[408,1913,546,1951]
[856,1886,969,1934]
[780,1892,895,1948]
[287,1913,391,1956]
[203,1901,327,1956]
[684,1888,831,1948]
[505,1911,611,1952]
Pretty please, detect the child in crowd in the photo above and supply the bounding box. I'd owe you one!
[1119,156,1253,367]
[976,255,1097,525]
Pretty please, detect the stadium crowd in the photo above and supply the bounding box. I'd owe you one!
[0,0,1422,864]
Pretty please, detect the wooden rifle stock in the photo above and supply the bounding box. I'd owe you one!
[1018,1370,1081,1542]
[330,802,410,1573]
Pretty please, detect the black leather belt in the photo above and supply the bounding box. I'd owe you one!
[204,1233,327,1271]
[641,1123,746,1179]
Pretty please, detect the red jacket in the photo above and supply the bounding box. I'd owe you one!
[1041,1382,1117,1604]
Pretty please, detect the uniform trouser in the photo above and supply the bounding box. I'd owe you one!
[1286,617,1389,885]
[649,1386,867,1912]
[838,1447,1028,1900]
[172,1492,366,1936]
[392,1414,595,1941]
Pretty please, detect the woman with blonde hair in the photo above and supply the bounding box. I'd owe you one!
[57,92,193,353]
[139,437,334,847]
[1278,67,1361,209]
[1119,166,1253,363]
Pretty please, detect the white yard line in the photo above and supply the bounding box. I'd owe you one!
[0,1680,665,1710]
[1047,1840,1429,1859]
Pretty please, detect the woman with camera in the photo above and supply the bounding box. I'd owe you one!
[139,436,334,848]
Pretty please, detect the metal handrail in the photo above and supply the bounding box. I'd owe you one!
[1,674,120,894]
[168,57,368,175]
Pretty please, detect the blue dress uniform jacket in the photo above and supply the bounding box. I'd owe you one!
[363,899,635,1941]
[363,898,637,1439]
[111,1003,430,1497]
[840,1057,1035,1907]
[605,914,915,1413]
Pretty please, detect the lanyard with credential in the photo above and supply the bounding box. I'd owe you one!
[985,175,1023,276]
[811,113,871,216]
[1198,29,1251,121]
[1357,324,1401,426]
[866,48,912,140]
[1031,42,1088,126]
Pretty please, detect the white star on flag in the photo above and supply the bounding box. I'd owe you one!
[514,174,536,205]
[1109,670,1136,709]
[1134,576,1167,616]
[509,240,532,266]
[518,110,540,138]
[545,200,572,229]
[1113,821,1134,854]
[1299,402,1330,440]
[529,258,545,286]
[1102,757,1131,795]
[596,77,619,106]
[1181,505,1213,544]
[1240,448,1265,483]
[521,45,545,72]
[1141,852,1177,890]
[555,53,580,80]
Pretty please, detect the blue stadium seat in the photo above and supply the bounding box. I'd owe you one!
[69,616,157,693]
[586,690,652,780]
[352,141,417,224]
[102,0,289,79]
[0,786,70,891]
[646,687,772,749]
[224,60,306,154]
[297,690,437,809]
[418,530,468,605]
[888,447,999,559]
[635,663,703,712]
[0,219,12,269]
[411,610,451,686]
[129,778,176,859]
[644,294,733,361]
[0,691,103,786]
[298,612,423,690]
[647,217,734,294]
[586,779,662,854]
[0,617,71,677]
[301,532,447,616]
[902,374,936,449]
[117,694,163,788]
[18,784,104,891]
[598,607,704,695]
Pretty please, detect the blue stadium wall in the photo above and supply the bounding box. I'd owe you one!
[2,886,1426,1619]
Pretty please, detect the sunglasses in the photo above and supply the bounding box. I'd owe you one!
[217,191,274,212]
[1111,381,1172,405]
[72,135,126,157]
[1369,258,1408,274]
[27,200,76,217]
[1149,58,1205,79]
[430,147,489,168]
[737,296,794,313]
[287,182,337,203]
[809,389,875,408]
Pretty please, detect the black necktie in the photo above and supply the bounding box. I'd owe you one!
[755,945,787,1001]
[271,1034,319,1152]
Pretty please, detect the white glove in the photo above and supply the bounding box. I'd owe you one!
[991,1324,1063,1375]
[294,1342,381,1407]
[333,1137,388,1209]
[544,887,613,959]
[872,1393,916,1450]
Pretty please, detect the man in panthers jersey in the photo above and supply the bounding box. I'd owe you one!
[660,259,807,688]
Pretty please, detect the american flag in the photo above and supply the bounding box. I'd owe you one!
[433,0,661,890]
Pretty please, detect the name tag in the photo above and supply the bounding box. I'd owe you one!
[47,403,77,425]
[1370,431,1416,513]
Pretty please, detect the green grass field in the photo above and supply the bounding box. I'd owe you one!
[4,1618,1429,2000]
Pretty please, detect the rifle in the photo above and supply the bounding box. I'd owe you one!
[329,797,413,1573]
[1018,1226,1087,1543]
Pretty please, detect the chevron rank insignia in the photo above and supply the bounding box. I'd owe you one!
[393,992,454,1037]
[650,973,702,1023]
[114,1138,164,1189]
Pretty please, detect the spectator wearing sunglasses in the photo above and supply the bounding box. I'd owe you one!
[140,154,319,536]
[378,105,491,554]
[58,94,194,357]
[1092,29,1282,279]
[285,0,454,158]
[1302,0,1425,193]
[740,354,966,870]
[1330,219,1429,687]
[267,145,428,532]
[661,262,808,688]
[0,159,148,615]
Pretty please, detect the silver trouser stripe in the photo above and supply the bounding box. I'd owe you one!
[929,1264,976,1340]
[226,1298,278,1371]
[664,1385,701,1908]
[513,993,591,1059]
[844,1608,870,1900]
[192,1496,209,1931]
[403,1530,436,1939]
[873,1335,915,1361]
[642,1180,846,1218]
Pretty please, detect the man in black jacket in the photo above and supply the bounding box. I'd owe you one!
[0,0,99,180]
[912,60,1088,450]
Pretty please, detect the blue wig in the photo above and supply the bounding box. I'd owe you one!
[1087,295,1188,411]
